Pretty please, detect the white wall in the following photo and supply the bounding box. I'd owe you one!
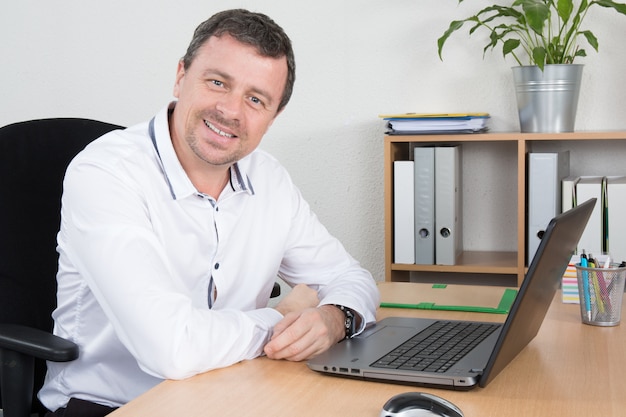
[2,0,625,281]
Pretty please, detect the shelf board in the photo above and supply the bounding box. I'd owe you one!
[391,251,518,275]
[385,131,626,143]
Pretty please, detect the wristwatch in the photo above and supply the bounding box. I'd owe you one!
[334,305,357,339]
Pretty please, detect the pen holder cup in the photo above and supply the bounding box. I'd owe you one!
[575,263,626,326]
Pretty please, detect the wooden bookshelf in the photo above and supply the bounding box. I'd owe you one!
[384,131,626,286]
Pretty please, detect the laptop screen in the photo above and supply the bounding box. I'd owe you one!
[479,198,595,387]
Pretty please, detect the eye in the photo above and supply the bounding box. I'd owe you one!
[210,79,224,88]
[249,96,263,106]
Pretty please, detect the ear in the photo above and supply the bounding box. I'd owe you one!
[173,60,185,98]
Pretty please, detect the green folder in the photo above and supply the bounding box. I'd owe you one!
[378,283,518,314]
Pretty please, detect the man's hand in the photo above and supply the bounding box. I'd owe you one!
[264,304,345,361]
[272,284,319,317]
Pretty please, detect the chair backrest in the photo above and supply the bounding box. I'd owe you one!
[0,118,123,414]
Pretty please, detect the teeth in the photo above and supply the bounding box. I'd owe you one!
[205,120,234,138]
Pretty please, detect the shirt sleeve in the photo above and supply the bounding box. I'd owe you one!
[277,181,380,333]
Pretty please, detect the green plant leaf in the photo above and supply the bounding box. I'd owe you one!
[503,38,521,57]
[556,0,574,22]
[593,0,626,15]
[517,0,550,35]
[532,46,547,70]
[581,30,599,51]
[437,20,466,59]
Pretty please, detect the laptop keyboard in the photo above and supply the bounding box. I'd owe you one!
[371,320,500,373]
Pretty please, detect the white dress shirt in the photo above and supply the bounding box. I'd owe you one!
[38,103,379,410]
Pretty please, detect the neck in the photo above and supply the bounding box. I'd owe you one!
[192,166,231,199]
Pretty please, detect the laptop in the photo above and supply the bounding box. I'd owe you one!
[308,198,595,390]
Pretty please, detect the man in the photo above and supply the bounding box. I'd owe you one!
[39,8,379,416]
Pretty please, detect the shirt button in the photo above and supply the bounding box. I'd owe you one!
[214,263,220,270]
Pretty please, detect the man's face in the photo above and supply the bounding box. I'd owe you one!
[171,33,288,169]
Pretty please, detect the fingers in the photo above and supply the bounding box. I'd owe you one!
[264,311,317,361]
[269,311,299,340]
[264,306,344,361]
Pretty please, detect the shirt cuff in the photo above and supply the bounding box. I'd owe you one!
[319,303,367,336]
[246,307,284,330]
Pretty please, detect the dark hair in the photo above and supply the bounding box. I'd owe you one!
[182,9,295,113]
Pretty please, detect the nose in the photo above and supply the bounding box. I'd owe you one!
[215,91,243,120]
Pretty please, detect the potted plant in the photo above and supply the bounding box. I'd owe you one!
[437,0,626,132]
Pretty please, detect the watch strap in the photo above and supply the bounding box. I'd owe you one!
[333,304,356,339]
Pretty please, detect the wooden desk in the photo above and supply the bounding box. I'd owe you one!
[110,285,625,417]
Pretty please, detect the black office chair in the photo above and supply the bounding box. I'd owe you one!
[0,118,124,417]
[0,118,281,417]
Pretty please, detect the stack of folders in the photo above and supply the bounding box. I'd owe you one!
[393,146,462,266]
[381,113,490,135]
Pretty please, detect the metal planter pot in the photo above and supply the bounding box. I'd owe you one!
[512,64,584,133]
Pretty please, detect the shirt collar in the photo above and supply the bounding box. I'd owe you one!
[149,102,255,200]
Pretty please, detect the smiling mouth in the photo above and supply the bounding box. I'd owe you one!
[205,120,235,138]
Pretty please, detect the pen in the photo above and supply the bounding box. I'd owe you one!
[580,251,592,321]
[588,256,605,314]
[607,260,626,294]
[597,256,612,311]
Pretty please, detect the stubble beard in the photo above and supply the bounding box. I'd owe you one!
[189,112,244,167]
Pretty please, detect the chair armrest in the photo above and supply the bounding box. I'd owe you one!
[0,324,78,362]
